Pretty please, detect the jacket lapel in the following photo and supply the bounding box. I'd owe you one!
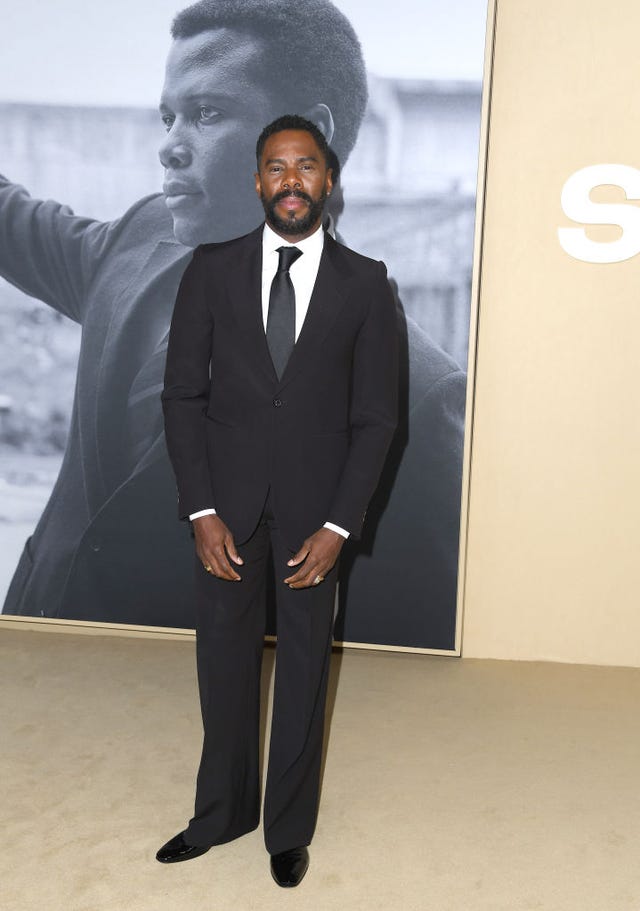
[278,233,348,390]
[227,226,279,385]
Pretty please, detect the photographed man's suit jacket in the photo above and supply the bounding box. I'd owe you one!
[162,226,399,548]
[0,177,465,649]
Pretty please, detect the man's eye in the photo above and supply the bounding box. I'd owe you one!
[198,106,220,123]
[161,114,174,131]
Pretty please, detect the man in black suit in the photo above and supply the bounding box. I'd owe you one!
[156,116,398,887]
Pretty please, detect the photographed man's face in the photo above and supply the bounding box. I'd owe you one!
[159,28,278,246]
[255,129,333,241]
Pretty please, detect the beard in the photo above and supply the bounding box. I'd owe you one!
[260,187,327,236]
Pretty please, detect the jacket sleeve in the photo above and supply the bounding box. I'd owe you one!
[161,247,215,519]
[0,175,117,323]
[326,261,399,538]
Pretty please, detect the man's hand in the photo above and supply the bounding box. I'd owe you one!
[192,514,243,581]
[284,527,345,589]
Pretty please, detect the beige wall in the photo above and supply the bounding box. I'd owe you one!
[461,0,640,666]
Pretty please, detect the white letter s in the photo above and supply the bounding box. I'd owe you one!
[558,164,640,263]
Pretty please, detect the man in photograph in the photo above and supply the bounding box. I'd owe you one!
[157,114,397,886]
[0,0,465,650]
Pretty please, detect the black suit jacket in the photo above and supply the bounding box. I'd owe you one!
[161,225,399,549]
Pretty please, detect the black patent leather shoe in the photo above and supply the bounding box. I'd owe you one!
[156,831,211,863]
[270,846,309,887]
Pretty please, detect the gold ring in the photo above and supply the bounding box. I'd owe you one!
[313,575,324,586]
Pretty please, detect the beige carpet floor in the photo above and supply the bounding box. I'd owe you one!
[2,626,640,911]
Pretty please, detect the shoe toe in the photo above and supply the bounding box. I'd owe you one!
[270,847,309,887]
[156,831,210,863]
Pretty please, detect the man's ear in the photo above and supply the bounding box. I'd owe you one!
[301,103,335,146]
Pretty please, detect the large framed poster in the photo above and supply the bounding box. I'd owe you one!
[0,0,491,651]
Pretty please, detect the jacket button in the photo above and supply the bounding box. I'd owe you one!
[90,541,101,553]
[273,398,282,407]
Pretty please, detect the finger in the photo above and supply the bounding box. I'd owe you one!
[285,563,325,588]
[284,561,316,584]
[287,544,310,567]
[200,556,219,577]
[214,563,241,581]
[197,550,219,577]
[207,547,241,581]
[225,536,244,566]
[288,572,323,589]
[285,545,336,583]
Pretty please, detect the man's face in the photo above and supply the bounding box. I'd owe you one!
[159,29,278,246]
[255,130,333,242]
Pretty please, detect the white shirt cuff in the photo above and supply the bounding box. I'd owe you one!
[188,511,347,538]
[324,521,349,539]
[189,508,217,520]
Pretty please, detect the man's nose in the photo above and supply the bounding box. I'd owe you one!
[281,169,301,190]
[158,124,192,169]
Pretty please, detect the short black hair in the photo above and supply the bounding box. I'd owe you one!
[171,0,367,165]
[256,114,330,170]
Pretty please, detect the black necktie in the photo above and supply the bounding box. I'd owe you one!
[266,245,303,379]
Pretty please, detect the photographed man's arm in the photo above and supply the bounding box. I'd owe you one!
[285,262,399,588]
[0,175,118,322]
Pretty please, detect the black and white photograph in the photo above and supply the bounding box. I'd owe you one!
[0,0,487,650]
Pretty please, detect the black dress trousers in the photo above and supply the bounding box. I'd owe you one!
[184,497,338,855]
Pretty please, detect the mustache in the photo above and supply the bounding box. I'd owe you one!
[270,188,314,206]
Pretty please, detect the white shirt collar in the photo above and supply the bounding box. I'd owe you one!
[262,221,325,258]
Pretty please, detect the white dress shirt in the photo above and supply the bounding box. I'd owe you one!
[260,221,324,340]
[190,222,348,539]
